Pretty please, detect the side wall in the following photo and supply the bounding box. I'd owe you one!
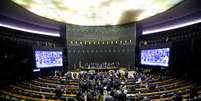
[137,22,201,79]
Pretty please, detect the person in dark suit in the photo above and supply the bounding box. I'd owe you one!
[190,85,198,99]
[172,93,182,101]
[54,86,62,99]
[118,90,126,101]
[76,91,84,101]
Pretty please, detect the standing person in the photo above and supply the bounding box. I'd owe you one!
[118,90,127,101]
[190,85,198,100]
[54,86,63,99]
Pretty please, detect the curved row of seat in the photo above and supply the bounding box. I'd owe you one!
[1,72,201,101]
[0,76,79,101]
[126,77,201,101]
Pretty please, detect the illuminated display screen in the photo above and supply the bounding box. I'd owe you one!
[35,51,63,68]
[12,0,183,26]
[141,48,170,67]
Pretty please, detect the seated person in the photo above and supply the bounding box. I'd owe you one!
[54,86,63,99]
[172,93,182,101]
[190,85,198,99]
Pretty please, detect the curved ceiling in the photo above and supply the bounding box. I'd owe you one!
[12,0,183,26]
[141,0,201,34]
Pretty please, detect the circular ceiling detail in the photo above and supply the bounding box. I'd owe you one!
[12,0,183,26]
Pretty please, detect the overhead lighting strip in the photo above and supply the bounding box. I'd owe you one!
[143,19,201,34]
[0,23,60,37]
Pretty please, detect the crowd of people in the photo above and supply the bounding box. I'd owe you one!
[78,70,126,101]
[51,69,200,101]
[55,69,169,100]
[83,62,120,68]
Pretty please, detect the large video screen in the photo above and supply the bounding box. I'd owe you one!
[141,48,170,67]
[35,50,63,68]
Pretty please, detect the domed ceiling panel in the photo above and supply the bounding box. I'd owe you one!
[12,0,183,26]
